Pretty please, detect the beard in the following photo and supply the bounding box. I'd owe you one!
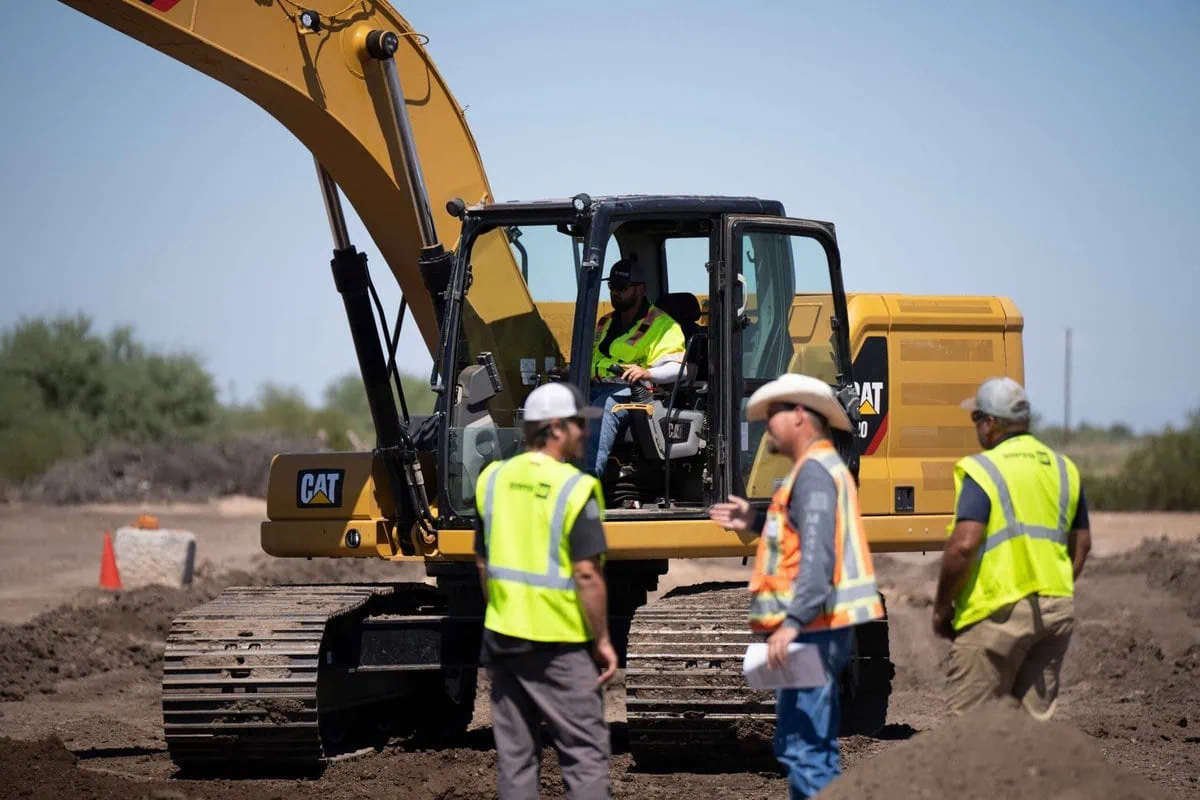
[611,293,637,312]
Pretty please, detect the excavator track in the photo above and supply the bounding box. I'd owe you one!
[624,583,893,767]
[162,584,401,767]
[625,585,773,765]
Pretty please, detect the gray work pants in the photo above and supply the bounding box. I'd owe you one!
[488,646,610,800]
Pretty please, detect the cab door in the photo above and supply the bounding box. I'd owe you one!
[714,216,856,501]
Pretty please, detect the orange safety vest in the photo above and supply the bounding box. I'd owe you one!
[748,440,884,633]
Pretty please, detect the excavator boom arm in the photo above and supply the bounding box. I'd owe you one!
[57,0,550,382]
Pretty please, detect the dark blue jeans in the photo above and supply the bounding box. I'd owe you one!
[585,383,632,477]
[774,627,854,799]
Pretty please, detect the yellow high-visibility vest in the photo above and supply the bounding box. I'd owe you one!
[475,451,605,642]
[591,304,685,379]
[948,434,1080,631]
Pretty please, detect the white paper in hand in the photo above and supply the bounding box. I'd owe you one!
[742,642,827,689]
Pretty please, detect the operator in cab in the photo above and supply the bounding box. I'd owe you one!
[584,258,686,478]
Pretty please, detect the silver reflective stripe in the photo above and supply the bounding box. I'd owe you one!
[811,450,843,472]
[1055,453,1070,532]
[549,473,587,575]
[837,474,860,579]
[487,565,576,590]
[981,524,1067,555]
[482,460,506,549]
[830,581,880,606]
[847,604,874,625]
[969,454,1018,531]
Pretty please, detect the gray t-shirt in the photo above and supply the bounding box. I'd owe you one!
[474,496,607,659]
[754,460,838,630]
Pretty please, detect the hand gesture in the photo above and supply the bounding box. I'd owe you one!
[592,635,618,686]
[620,364,651,384]
[709,495,754,532]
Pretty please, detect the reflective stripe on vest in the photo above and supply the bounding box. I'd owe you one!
[624,308,663,347]
[967,451,1071,557]
[483,461,586,591]
[594,313,612,340]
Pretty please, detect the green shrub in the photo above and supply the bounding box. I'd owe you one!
[1083,411,1200,511]
[0,314,217,481]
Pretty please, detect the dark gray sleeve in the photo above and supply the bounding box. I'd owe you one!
[569,498,607,561]
[783,461,838,630]
[1071,486,1090,530]
[954,475,992,524]
[473,515,486,558]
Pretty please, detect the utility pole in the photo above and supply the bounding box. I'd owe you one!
[1064,327,1072,445]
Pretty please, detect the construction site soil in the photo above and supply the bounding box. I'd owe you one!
[0,507,1197,798]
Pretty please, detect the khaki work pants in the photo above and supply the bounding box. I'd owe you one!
[489,646,610,800]
[947,593,1074,720]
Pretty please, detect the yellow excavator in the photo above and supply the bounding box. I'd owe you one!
[58,0,1024,769]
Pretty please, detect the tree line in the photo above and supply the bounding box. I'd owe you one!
[0,313,433,485]
[1,313,1196,509]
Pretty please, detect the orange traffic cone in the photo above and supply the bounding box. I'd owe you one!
[99,530,122,590]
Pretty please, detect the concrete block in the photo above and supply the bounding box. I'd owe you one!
[113,527,197,589]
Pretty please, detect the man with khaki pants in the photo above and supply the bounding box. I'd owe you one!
[932,377,1092,719]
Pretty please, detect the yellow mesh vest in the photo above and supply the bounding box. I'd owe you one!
[475,452,605,642]
[948,435,1080,630]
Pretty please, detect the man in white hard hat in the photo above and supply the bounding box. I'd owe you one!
[473,381,618,800]
[933,377,1091,720]
[709,374,883,799]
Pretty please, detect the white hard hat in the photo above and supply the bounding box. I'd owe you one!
[746,373,853,432]
[523,382,603,423]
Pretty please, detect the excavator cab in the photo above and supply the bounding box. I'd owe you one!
[434,194,859,525]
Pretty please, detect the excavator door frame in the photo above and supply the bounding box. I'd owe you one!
[715,215,858,502]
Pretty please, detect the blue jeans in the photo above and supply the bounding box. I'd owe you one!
[585,383,632,477]
[775,627,854,799]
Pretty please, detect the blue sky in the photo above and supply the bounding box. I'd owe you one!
[2,1,1197,431]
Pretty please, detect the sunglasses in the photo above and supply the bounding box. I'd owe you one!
[970,411,989,423]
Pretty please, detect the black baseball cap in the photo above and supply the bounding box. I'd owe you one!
[602,258,647,286]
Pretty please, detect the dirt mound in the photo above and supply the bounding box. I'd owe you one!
[816,704,1169,799]
[14,433,325,505]
[0,554,415,701]
[0,737,169,800]
[1089,535,1200,618]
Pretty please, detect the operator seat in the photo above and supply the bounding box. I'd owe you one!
[654,292,706,383]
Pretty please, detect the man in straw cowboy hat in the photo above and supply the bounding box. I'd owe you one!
[710,374,883,798]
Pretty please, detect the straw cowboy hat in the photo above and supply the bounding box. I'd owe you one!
[746,373,853,432]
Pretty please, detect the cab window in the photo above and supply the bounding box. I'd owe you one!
[737,230,838,496]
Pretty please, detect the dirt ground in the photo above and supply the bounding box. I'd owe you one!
[0,505,1197,799]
